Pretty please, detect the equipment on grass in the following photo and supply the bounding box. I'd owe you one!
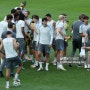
[13,80,20,87]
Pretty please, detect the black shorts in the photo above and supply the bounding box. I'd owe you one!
[6,56,22,69]
[72,39,82,52]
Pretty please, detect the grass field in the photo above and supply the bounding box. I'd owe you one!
[0,0,90,90]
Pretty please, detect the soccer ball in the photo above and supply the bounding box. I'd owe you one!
[13,80,20,87]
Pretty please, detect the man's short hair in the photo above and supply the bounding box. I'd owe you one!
[32,15,39,20]
[17,8,21,11]
[45,13,51,17]
[79,14,85,19]
[42,18,47,22]
[83,15,89,20]
[19,13,25,20]
[6,14,13,20]
[25,11,30,15]
[14,13,19,18]
[8,22,13,28]
[11,9,16,14]
[6,31,12,35]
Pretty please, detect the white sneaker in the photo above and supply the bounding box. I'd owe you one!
[52,61,56,65]
[57,65,66,71]
[37,67,43,71]
[45,67,49,71]
[84,65,88,68]
[31,64,38,68]
[5,86,9,89]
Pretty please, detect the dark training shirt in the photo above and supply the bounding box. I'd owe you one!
[72,20,83,40]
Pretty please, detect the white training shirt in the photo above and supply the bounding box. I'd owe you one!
[39,18,42,24]
[24,18,32,34]
[16,20,25,38]
[79,23,90,43]
[55,21,66,40]
[0,21,8,38]
[33,21,42,41]
[3,37,17,58]
[37,25,53,45]
[47,19,56,38]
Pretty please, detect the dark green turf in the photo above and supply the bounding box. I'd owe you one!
[1,62,90,90]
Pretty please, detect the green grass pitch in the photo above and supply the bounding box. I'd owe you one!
[0,0,90,90]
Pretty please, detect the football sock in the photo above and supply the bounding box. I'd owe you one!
[39,62,42,68]
[46,63,49,69]
[14,73,19,80]
[6,81,9,87]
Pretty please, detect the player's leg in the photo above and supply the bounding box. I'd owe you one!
[29,41,33,61]
[34,41,40,67]
[78,40,82,66]
[6,69,10,88]
[52,39,57,65]
[37,44,43,71]
[59,50,66,71]
[18,39,25,60]
[37,51,43,71]
[5,59,12,89]
[19,39,25,69]
[42,49,46,62]
[29,32,34,61]
[55,39,60,68]
[24,42,29,61]
[58,39,66,71]
[10,63,15,77]
[31,41,38,68]
[14,56,22,80]
[63,41,68,63]
[45,45,51,71]
[45,53,50,71]
[34,50,39,67]
[69,40,77,67]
